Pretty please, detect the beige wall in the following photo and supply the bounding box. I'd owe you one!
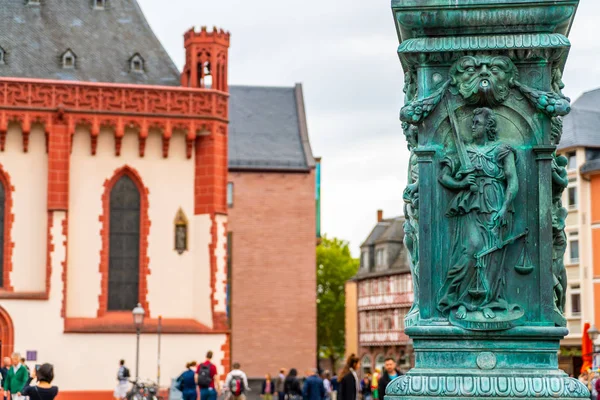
[67,129,212,319]
[345,281,358,360]
[2,210,227,391]
[0,124,47,292]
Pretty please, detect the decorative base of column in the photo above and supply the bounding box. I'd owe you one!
[386,370,588,400]
[385,326,590,400]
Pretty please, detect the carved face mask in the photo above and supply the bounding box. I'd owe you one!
[450,55,518,106]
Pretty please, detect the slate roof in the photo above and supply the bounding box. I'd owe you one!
[559,90,600,151]
[0,0,180,85]
[375,217,405,244]
[581,159,600,175]
[228,85,314,171]
[355,216,409,280]
[361,220,392,247]
[361,217,405,248]
[0,0,315,172]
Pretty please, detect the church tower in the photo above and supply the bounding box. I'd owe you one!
[181,26,230,92]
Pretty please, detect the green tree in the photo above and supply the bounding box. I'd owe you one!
[317,236,360,371]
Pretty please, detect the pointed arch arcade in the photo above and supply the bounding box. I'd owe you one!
[98,166,150,316]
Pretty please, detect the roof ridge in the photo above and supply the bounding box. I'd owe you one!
[229,84,296,90]
[131,0,181,76]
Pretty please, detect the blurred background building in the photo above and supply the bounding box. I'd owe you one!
[556,88,600,376]
[345,211,414,375]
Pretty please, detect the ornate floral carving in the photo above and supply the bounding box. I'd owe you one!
[147,90,169,114]
[0,79,226,159]
[401,55,572,127]
[103,88,124,111]
[6,83,28,106]
[403,122,420,326]
[386,374,589,398]
[30,85,53,108]
[0,79,227,119]
[77,87,101,110]
[400,81,450,124]
[513,81,571,117]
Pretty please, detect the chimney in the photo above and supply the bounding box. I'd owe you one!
[377,209,383,222]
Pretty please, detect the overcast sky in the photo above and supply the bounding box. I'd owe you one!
[139,0,600,256]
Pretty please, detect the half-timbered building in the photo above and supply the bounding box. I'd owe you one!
[346,211,414,375]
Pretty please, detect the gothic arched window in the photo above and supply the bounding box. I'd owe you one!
[107,175,140,311]
[0,180,5,288]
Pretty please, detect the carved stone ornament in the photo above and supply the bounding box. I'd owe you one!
[389,0,586,399]
[174,208,188,255]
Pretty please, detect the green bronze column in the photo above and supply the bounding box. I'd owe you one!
[390,1,588,399]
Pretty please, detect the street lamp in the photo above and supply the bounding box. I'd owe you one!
[132,303,145,382]
[589,325,599,342]
[589,325,599,371]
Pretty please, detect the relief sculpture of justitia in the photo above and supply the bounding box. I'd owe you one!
[437,107,524,327]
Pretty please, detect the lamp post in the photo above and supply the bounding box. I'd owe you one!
[132,303,145,382]
[589,325,599,371]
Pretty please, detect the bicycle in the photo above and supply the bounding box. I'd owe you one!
[126,378,163,400]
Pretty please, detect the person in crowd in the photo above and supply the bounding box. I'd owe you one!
[338,355,360,400]
[284,369,302,400]
[303,369,324,400]
[261,373,275,400]
[1,357,10,399]
[579,370,590,387]
[197,351,220,400]
[18,360,28,377]
[361,375,372,400]
[224,362,249,400]
[1,357,9,383]
[322,371,332,400]
[113,359,130,400]
[177,362,198,400]
[3,353,29,400]
[21,364,58,400]
[330,373,339,400]
[275,369,286,400]
[113,360,131,400]
[590,370,598,400]
[371,369,380,400]
[378,358,402,397]
[594,372,600,400]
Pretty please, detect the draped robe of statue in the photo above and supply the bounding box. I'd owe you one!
[437,141,516,314]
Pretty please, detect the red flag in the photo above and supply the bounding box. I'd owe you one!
[582,322,593,374]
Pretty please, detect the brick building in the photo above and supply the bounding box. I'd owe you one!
[345,211,414,375]
[0,1,316,397]
[227,85,317,379]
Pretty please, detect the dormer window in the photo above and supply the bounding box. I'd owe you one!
[129,53,144,74]
[61,49,76,69]
[0,47,5,65]
[93,0,105,9]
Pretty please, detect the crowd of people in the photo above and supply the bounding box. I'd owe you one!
[336,355,402,400]
[170,351,250,400]
[578,369,600,400]
[0,353,58,400]
[166,352,404,400]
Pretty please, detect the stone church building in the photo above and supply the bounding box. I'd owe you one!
[0,1,316,397]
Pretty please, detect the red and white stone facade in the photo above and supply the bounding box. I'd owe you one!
[0,28,231,398]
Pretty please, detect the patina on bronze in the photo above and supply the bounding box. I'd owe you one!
[390,1,587,399]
